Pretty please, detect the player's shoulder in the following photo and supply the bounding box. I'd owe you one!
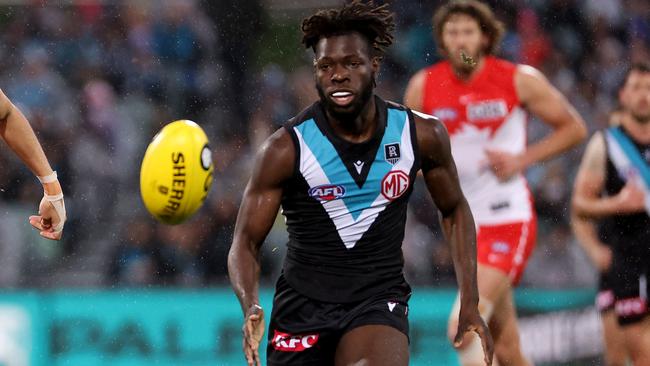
[260,127,294,160]
[411,110,448,148]
[382,100,446,146]
[412,109,445,131]
[514,63,546,81]
[512,63,554,102]
[587,129,606,151]
[251,126,296,185]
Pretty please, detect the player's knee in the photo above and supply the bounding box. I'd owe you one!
[457,333,486,366]
[494,339,524,365]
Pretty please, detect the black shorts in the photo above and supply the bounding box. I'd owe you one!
[596,270,615,313]
[612,266,649,326]
[267,274,411,366]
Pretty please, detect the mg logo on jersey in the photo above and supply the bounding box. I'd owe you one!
[381,170,410,200]
[467,99,507,121]
[309,184,346,202]
[272,330,319,352]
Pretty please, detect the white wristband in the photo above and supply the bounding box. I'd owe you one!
[37,171,58,184]
[44,193,64,202]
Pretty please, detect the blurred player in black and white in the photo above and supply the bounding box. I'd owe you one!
[572,62,650,365]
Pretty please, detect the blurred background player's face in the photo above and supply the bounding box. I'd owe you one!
[441,14,487,72]
[314,33,377,120]
[620,71,650,123]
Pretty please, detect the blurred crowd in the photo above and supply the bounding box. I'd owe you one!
[0,0,647,289]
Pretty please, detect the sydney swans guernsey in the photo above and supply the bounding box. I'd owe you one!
[422,56,533,226]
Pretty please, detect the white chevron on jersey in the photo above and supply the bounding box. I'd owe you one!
[294,113,415,249]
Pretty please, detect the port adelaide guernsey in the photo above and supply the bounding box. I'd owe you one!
[281,96,420,303]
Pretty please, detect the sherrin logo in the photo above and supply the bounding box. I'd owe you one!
[309,184,346,202]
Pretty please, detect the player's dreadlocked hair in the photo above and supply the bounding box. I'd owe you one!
[301,0,395,56]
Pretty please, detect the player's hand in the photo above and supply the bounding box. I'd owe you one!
[242,304,264,366]
[485,149,525,182]
[29,182,66,240]
[613,181,645,214]
[455,302,494,366]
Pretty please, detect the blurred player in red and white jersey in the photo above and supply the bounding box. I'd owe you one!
[404,1,586,365]
[0,89,66,240]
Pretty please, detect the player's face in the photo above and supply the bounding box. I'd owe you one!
[314,33,378,119]
[441,14,487,72]
[620,71,650,123]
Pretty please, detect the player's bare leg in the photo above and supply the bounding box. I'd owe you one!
[622,317,650,366]
[335,325,408,366]
[449,265,510,366]
[601,310,628,366]
[488,287,532,366]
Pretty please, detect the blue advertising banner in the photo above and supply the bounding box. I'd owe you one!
[0,288,594,366]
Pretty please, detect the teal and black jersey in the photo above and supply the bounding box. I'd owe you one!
[281,96,420,303]
[599,126,650,266]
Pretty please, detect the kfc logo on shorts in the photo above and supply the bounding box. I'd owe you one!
[381,170,410,200]
[272,330,319,352]
[615,297,647,317]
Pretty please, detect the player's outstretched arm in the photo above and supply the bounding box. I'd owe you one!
[416,114,494,366]
[0,89,66,240]
[228,127,294,366]
[486,65,588,181]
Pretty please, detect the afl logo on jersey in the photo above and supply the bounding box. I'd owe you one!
[309,184,346,202]
[381,170,410,200]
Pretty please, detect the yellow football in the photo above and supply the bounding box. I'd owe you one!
[140,120,214,225]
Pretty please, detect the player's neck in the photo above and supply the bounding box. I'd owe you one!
[621,114,650,144]
[326,97,377,144]
[451,56,486,82]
